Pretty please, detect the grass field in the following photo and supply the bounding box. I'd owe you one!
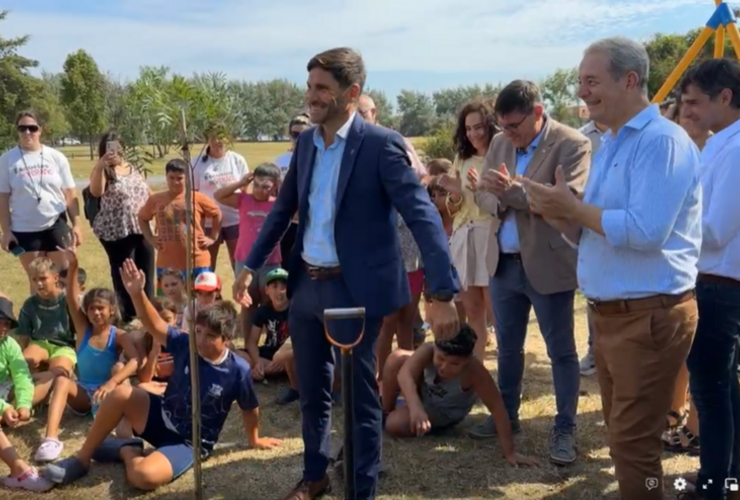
[59,138,429,180]
[0,141,698,499]
[60,142,297,180]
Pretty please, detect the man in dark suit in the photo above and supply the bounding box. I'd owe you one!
[233,47,460,500]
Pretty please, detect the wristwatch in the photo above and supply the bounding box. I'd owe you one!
[430,291,454,303]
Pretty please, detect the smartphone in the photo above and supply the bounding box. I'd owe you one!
[106,141,117,155]
[8,241,25,257]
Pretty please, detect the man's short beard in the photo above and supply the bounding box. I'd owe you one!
[317,95,349,124]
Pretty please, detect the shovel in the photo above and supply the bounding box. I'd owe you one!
[323,307,366,500]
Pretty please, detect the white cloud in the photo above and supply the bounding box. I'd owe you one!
[2,0,708,83]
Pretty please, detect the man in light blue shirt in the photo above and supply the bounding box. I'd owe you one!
[522,37,701,500]
[577,120,607,376]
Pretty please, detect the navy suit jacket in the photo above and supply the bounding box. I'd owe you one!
[244,114,460,318]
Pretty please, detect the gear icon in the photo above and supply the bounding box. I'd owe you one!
[674,477,688,491]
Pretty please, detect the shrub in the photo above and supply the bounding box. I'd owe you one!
[421,119,456,162]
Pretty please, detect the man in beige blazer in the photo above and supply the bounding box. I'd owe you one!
[468,80,591,466]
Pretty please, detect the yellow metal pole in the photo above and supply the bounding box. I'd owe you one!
[715,0,725,57]
[652,27,715,103]
[727,22,740,60]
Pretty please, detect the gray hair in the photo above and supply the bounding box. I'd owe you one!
[586,37,649,93]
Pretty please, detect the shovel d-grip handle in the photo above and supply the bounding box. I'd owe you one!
[323,307,366,353]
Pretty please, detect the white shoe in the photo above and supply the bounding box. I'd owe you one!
[579,351,596,376]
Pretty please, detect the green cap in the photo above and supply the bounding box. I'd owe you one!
[265,268,289,285]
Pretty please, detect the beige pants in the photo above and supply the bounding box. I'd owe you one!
[591,292,697,500]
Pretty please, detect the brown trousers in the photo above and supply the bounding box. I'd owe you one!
[591,293,698,500]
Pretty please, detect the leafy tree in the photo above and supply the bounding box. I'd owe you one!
[60,49,107,158]
[36,72,69,143]
[397,90,437,137]
[432,84,502,119]
[364,88,395,126]
[421,119,457,161]
[540,68,581,127]
[0,10,45,151]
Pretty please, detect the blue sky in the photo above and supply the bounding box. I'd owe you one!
[0,0,719,104]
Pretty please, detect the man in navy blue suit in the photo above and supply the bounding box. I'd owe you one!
[233,47,460,500]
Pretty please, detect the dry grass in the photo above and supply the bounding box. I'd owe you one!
[0,138,698,499]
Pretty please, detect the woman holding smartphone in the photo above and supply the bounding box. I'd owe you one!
[89,131,154,322]
[0,110,81,292]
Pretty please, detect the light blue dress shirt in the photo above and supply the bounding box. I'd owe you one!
[498,130,544,253]
[577,105,702,301]
[301,113,355,267]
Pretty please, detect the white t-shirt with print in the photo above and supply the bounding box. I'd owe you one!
[0,146,76,232]
[274,152,292,181]
[191,150,249,228]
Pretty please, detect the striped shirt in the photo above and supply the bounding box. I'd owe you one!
[577,105,702,301]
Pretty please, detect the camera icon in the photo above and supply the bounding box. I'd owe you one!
[726,478,739,491]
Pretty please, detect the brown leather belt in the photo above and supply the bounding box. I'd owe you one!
[698,273,740,288]
[588,289,695,315]
[303,261,342,281]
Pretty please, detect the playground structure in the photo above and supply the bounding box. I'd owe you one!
[653,0,740,103]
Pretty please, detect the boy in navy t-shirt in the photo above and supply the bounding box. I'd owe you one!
[43,259,282,491]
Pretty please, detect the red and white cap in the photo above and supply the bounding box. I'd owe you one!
[193,272,221,292]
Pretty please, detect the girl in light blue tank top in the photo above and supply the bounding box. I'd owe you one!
[78,326,120,416]
[33,254,141,464]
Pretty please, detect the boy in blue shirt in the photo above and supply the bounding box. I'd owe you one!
[43,259,282,491]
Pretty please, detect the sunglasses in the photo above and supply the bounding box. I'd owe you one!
[17,125,39,134]
[290,130,301,139]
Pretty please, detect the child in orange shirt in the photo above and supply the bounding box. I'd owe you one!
[138,159,222,293]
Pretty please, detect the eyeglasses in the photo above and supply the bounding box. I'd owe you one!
[17,125,39,134]
[500,114,529,132]
[253,181,274,189]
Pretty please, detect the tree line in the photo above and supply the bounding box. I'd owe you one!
[0,9,733,161]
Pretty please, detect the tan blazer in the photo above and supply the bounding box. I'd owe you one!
[482,118,591,295]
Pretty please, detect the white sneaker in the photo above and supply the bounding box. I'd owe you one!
[2,467,54,492]
[579,351,596,376]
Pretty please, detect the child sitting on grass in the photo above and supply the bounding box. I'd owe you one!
[235,268,298,405]
[0,297,33,427]
[116,298,178,439]
[17,257,76,379]
[34,247,140,463]
[44,258,283,491]
[158,269,187,327]
[381,325,538,467]
[59,266,87,302]
[134,298,177,394]
[0,296,53,492]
